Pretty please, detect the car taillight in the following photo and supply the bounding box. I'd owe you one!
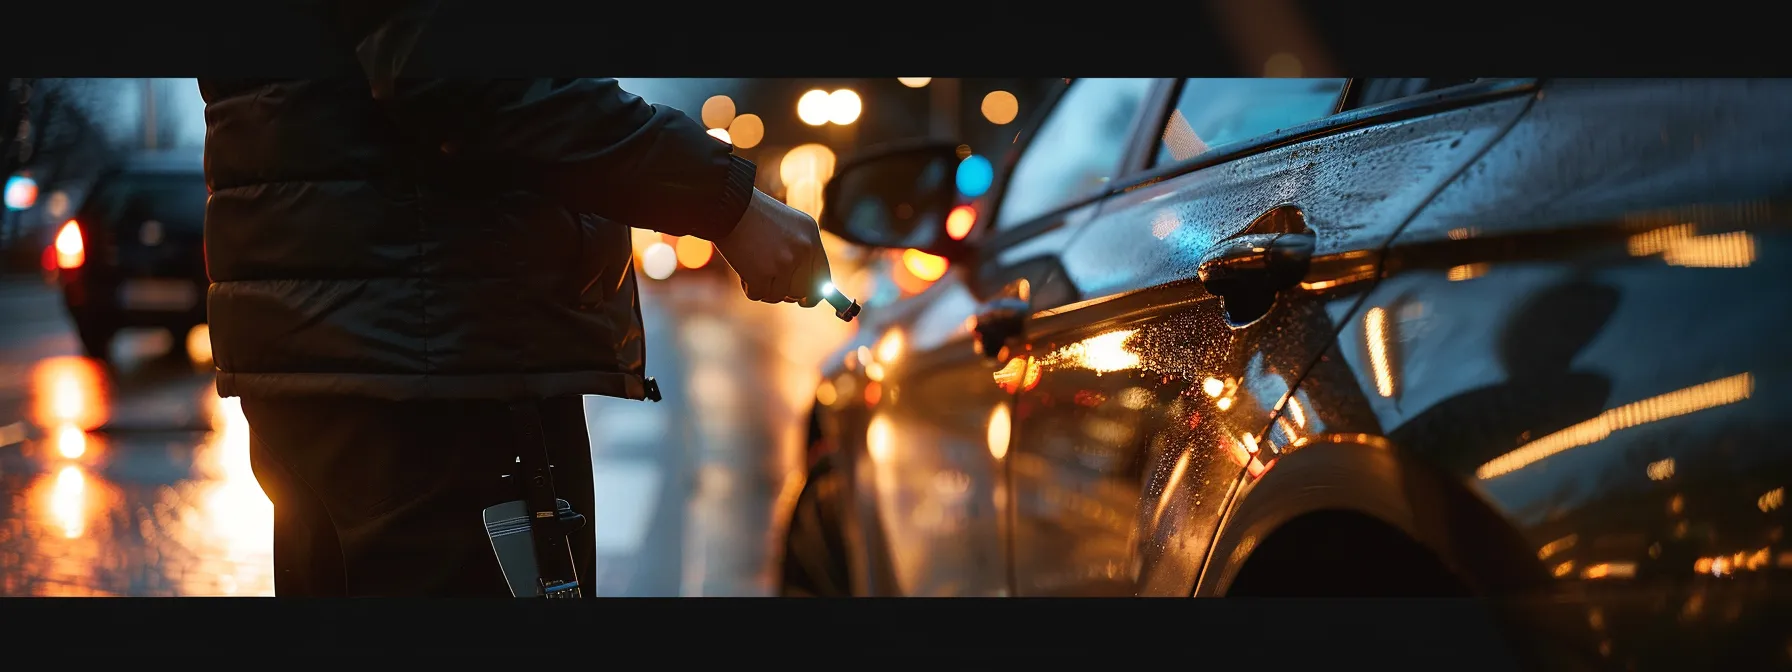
[54,219,84,269]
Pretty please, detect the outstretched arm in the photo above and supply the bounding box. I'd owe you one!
[339,0,755,240]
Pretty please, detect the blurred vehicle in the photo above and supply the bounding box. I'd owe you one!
[778,78,1791,667]
[46,151,207,360]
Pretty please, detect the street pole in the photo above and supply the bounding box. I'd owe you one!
[142,78,157,151]
[929,78,961,142]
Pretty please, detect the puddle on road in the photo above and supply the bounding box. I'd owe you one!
[1,355,274,597]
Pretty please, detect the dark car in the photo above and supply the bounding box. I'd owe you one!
[777,78,1790,668]
[48,151,208,360]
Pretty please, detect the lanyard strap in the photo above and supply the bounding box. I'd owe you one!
[506,400,582,598]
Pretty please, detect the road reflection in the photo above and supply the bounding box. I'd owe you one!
[2,348,274,596]
[2,271,845,597]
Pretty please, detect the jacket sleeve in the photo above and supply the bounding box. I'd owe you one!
[338,0,756,240]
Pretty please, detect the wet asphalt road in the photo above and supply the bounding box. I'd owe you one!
[0,270,852,596]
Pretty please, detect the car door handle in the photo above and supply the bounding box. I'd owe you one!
[1196,231,1316,326]
[972,296,1030,360]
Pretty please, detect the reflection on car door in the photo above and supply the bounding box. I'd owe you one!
[833,275,1011,596]
[1005,78,1541,596]
[829,78,1157,596]
[1240,80,1792,662]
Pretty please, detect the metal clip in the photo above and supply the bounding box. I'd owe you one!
[643,377,663,402]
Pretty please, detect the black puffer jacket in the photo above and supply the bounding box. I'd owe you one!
[199,2,754,401]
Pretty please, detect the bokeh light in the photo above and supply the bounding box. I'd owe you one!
[778,143,838,185]
[897,77,932,88]
[778,142,838,221]
[642,242,677,280]
[56,425,86,459]
[956,154,993,198]
[987,403,1011,460]
[30,355,107,431]
[797,89,831,126]
[945,205,977,240]
[901,248,948,282]
[5,175,39,210]
[981,90,1019,125]
[827,89,861,125]
[728,113,764,149]
[675,235,714,269]
[701,95,736,129]
[1263,52,1303,78]
[186,323,213,366]
[706,127,732,144]
[630,227,660,257]
[876,328,905,365]
[45,190,70,219]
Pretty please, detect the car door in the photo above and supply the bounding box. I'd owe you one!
[1003,78,1541,596]
[1220,79,1792,664]
[820,78,1159,596]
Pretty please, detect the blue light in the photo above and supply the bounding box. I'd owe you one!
[4,175,37,211]
[955,155,993,198]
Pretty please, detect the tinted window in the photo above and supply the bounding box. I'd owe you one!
[1343,78,1480,111]
[994,78,1154,229]
[79,173,208,230]
[1152,78,1347,167]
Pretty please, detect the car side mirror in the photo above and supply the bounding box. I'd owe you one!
[820,140,976,260]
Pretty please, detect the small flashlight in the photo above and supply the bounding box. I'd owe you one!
[820,282,861,322]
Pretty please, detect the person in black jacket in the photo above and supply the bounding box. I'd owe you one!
[199,2,831,596]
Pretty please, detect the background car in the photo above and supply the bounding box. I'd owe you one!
[779,78,1791,669]
[45,151,208,361]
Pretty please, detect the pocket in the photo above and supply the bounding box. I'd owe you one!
[574,214,633,306]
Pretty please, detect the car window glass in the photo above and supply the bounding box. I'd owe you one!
[1343,78,1481,111]
[994,78,1154,230]
[1152,78,1347,167]
[81,174,208,228]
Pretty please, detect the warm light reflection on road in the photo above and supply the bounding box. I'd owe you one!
[30,356,107,431]
[56,425,86,459]
[49,465,87,539]
[9,377,277,596]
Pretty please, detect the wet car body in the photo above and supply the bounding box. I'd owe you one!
[52,151,209,360]
[779,78,1792,667]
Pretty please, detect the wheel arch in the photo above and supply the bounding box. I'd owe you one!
[1195,436,1550,597]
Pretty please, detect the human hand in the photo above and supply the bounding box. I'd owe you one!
[713,189,833,306]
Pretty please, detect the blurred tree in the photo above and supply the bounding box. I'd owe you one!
[0,78,118,271]
[1,78,32,182]
[29,79,116,188]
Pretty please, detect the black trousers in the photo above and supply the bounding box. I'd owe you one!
[240,395,597,597]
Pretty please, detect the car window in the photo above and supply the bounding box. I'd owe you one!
[79,173,208,229]
[1342,78,1481,111]
[993,78,1155,230]
[1152,78,1347,167]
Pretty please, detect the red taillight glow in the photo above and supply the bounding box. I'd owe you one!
[945,205,977,241]
[54,220,84,270]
